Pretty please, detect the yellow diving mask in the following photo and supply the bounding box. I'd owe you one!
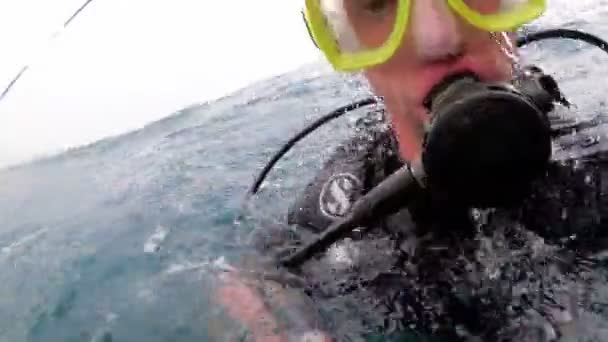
[303,0,547,72]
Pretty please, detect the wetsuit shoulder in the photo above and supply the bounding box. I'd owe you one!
[287,123,401,233]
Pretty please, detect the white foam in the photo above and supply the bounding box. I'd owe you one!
[164,261,209,275]
[1,227,48,256]
[163,256,235,276]
[88,312,119,342]
[143,225,170,254]
[105,312,118,323]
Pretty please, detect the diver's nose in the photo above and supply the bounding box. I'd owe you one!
[410,0,464,62]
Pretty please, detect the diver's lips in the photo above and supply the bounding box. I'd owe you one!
[422,70,479,110]
[415,57,504,114]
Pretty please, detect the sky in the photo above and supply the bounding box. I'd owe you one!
[0,0,320,168]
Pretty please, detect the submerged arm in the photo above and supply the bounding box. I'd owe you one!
[214,264,333,342]
[216,271,287,342]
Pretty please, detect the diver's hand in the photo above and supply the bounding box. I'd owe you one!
[215,269,333,342]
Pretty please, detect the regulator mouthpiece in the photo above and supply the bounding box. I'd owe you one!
[421,67,558,207]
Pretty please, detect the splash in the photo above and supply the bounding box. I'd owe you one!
[1,228,49,257]
[143,225,170,254]
[492,31,524,74]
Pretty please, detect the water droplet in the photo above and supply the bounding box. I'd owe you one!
[472,209,482,221]
[492,32,521,72]
[585,174,593,184]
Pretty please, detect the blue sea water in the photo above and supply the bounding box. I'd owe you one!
[3,2,608,341]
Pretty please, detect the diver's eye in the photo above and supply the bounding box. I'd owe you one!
[362,0,391,15]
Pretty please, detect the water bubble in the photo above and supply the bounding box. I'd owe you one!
[561,208,569,220]
[584,174,593,184]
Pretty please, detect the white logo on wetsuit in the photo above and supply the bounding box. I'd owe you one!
[319,173,362,218]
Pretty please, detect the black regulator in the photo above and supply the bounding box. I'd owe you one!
[420,65,566,207]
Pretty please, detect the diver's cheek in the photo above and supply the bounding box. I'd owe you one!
[483,34,518,80]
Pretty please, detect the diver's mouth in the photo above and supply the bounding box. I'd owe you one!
[422,70,480,111]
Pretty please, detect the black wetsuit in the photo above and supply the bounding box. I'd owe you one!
[253,110,608,341]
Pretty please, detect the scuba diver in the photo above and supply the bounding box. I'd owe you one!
[215,0,608,341]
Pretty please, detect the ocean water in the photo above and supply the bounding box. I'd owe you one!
[3,2,608,341]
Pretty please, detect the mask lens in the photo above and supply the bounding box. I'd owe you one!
[318,0,400,53]
[451,0,545,32]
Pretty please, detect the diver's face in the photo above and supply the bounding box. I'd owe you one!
[352,0,516,161]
